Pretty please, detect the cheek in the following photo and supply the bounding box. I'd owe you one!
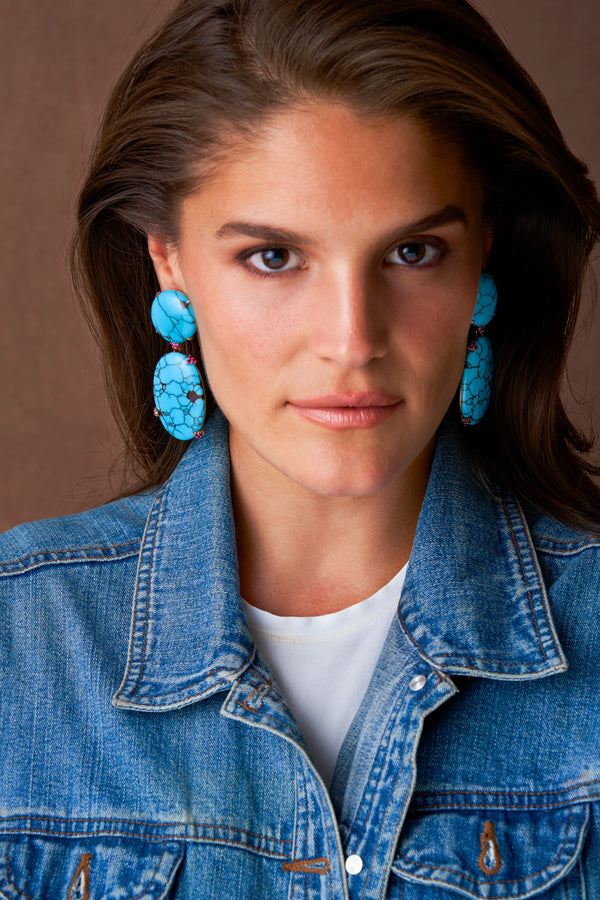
[392,288,473,370]
[191,294,290,400]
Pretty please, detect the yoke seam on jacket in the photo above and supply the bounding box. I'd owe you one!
[0,541,141,574]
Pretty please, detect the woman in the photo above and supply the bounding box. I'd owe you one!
[1,0,599,897]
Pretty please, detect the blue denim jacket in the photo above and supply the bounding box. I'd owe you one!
[1,409,599,899]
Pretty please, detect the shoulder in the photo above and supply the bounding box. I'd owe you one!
[523,502,600,592]
[524,502,600,560]
[0,490,157,578]
[521,502,600,661]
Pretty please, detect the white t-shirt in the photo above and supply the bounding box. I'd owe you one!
[242,565,407,786]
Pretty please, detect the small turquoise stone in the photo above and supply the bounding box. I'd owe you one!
[153,352,205,440]
[460,335,493,424]
[472,274,497,328]
[151,290,197,343]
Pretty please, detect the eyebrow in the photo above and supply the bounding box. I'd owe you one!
[216,222,315,244]
[215,205,468,246]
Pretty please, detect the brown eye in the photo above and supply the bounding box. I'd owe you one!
[246,247,302,273]
[386,241,442,266]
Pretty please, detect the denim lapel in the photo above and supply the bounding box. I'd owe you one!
[114,410,254,711]
[398,419,567,679]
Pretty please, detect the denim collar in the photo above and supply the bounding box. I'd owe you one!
[114,410,566,711]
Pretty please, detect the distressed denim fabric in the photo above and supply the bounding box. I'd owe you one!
[1,409,599,899]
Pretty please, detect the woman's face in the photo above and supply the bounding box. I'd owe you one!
[150,103,491,499]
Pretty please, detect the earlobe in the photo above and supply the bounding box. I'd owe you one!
[147,235,185,292]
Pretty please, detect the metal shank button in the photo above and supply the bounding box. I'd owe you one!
[345,855,363,875]
[409,674,427,692]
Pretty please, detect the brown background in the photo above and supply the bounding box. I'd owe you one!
[1,0,599,532]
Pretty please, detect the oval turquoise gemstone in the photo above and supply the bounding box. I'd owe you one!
[460,335,493,425]
[472,274,497,328]
[153,352,205,440]
[151,290,197,343]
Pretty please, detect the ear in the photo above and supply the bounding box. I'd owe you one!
[481,221,494,268]
[147,235,186,292]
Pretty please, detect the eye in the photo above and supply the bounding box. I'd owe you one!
[244,247,303,273]
[386,241,443,266]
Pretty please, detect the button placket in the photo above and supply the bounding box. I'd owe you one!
[338,672,457,899]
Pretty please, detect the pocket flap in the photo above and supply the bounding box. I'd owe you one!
[392,804,589,898]
[0,834,183,900]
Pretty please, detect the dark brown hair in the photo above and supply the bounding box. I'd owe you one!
[72,0,600,529]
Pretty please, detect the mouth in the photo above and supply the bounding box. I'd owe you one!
[288,393,402,429]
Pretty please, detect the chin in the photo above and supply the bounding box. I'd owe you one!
[290,456,405,499]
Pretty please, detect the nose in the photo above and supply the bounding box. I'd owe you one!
[314,268,389,368]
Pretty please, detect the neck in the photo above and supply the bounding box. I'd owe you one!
[231,435,433,617]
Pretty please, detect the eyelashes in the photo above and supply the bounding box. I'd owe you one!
[236,238,448,278]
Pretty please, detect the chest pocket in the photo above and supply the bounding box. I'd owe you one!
[0,834,183,900]
[390,803,589,898]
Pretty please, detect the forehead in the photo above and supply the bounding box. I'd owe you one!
[181,103,481,236]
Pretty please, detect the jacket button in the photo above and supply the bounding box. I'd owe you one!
[409,674,427,692]
[345,854,363,874]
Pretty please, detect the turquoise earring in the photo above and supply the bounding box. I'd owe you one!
[151,289,206,440]
[459,274,497,425]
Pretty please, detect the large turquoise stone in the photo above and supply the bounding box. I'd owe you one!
[151,290,197,343]
[153,352,205,440]
[460,335,493,425]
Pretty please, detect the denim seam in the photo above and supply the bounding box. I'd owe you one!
[130,486,167,698]
[407,801,598,814]
[120,655,252,704]
[288,753,300,900]
[302,755,334,900]
[534,536,600,548]
[116,666,244,705]
[394,609,438,669]
[115,484,167,701]
[535,545,600,563]
[0,819,291,847]
[350,677,407,841]
[414,781,600,799]
[431,654,552,667]
[0,546,140,577]
[0,831,289,859]
[577,857,584,900]
[502,497,547,660]
[394,806,577,887]
[514,498,564,661]
[0,540,141,571]
[360,681,438,899]
[398,600,559,673]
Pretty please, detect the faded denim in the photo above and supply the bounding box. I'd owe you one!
[1,409,599,899]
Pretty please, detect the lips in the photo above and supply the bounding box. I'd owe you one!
[288,393,402,429]
[290,392,401,408]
